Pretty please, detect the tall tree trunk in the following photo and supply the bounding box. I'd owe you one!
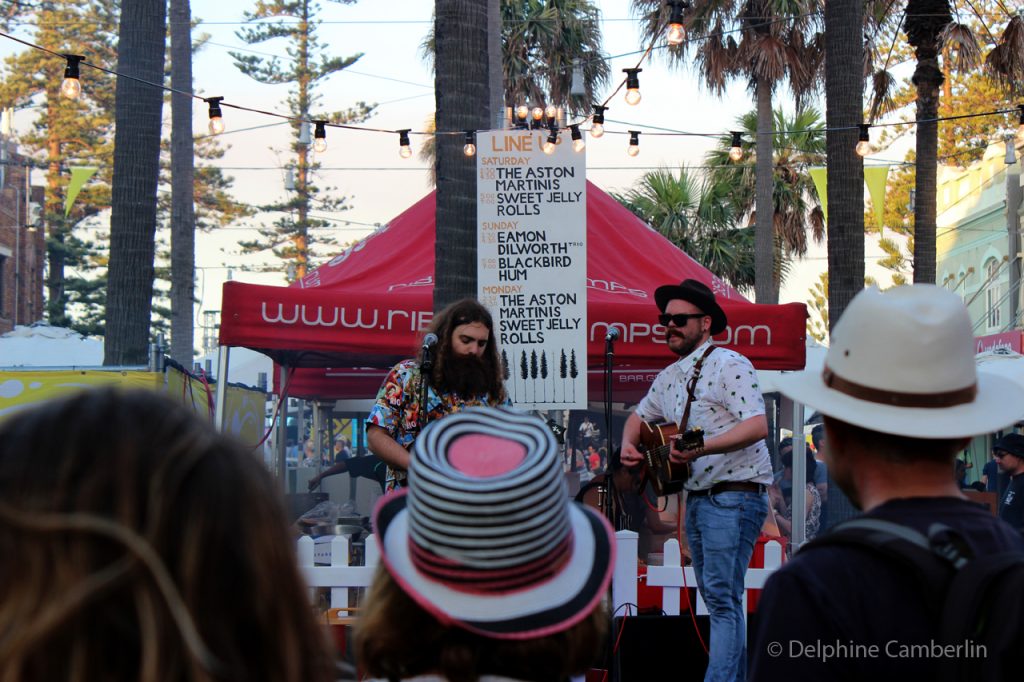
[169,0,196,366]
[434,0,496,309]
[754,77,776,304]
[105,0,166,365]
[825,0,865,328]
[906,0,950,285]
[44,135,67,326]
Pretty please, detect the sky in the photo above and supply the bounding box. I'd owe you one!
[1,0,907,344]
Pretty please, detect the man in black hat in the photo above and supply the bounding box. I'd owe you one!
[994,433,1024,534]
[621,278,771,682]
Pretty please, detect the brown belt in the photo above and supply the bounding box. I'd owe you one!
[688,481,766,497]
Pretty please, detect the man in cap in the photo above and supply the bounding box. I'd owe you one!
[621,278,771,682]
[750,285,1024,679]
[994,433,1024,534]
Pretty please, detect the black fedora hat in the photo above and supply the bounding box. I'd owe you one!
[654,279,727,335]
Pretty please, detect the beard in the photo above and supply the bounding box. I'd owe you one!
[666,330,702,358]
[438,353,493,397]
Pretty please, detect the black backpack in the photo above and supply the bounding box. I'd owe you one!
[802,518,1024,682]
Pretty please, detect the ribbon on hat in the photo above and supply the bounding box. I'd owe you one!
[822,366,977,408]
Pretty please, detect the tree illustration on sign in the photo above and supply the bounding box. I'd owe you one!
[540,350,549,402]
[519,350,529,403]
[559,349,568,403]
[569,349,579,403]
[501,349,512,401]
[530,350,539,403]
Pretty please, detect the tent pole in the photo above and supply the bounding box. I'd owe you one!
[790,399,807,552]
[276,364,290,489]
[214,346,230,432]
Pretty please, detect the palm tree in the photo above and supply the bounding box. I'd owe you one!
[611,168,756,290]
[705,107,826,296]
[631,0,824,304]
[105,0,167,365]
[824,0,864,329]
[169,0,195,366]
[868,3,1024,285]
[434,0,497,306]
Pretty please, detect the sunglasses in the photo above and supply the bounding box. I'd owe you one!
[658,312,707,327]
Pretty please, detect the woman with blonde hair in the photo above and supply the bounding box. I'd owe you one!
[0,388,335,682]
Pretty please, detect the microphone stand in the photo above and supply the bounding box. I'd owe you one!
[603,332,617,527]
[418,345,435,437]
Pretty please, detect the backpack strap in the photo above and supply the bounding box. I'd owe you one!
[802,519,960,615]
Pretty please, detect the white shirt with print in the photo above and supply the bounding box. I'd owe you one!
[635,340,773,490]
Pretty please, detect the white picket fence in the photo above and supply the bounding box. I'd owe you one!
[298,530,784,615]
[612,530,784,619]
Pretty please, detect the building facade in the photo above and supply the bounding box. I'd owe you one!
[0,138,45,334]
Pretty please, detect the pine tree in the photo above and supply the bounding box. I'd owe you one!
[0,1,118,329]
[540,350,548,402]
[230,0,373,280]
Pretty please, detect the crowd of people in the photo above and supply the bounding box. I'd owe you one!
[3,282,1024,681]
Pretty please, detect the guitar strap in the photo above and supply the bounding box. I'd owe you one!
[678,345,717,434]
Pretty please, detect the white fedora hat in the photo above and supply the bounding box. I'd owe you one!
[774,285,1024,439]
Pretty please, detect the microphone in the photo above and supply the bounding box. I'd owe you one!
[422,333,439,350]
[605,328,620,342]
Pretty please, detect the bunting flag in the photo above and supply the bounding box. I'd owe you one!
[864,166,890,229]
[808,167,828,222]
[807,166,890,229]
[64,167,98,217]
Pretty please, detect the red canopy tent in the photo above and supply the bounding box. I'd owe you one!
[219,182,806,403]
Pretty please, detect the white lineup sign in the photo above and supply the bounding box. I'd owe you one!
[477,129,587,410]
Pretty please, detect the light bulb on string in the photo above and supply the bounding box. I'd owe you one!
[312,120,327,153]
[60,54,84,100]
[570,124,585,152]
[855,123,871,157]
[728,131,744,161]
[544,104,557,121]
[543,129,558,155]
[206,97,225,135]
[516,105,529,125]
[531,107,544,122]
[666,1,687,46]
[1005,134,1017,166]
[397,129,413,158]
[627,130,641,157]
[463,130,477,157]
[623,68,642,106]
[591,105,607,138]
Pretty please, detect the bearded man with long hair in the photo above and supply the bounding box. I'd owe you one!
[366,298,510,488]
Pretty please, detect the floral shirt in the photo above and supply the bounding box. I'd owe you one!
[368,359,510,487]
[635,340,773,491]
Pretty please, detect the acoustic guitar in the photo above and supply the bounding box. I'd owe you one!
[637,421,705,497]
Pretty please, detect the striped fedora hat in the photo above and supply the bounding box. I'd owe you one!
[372,406,615,639]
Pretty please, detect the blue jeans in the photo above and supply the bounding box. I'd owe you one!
[686,490,768,682]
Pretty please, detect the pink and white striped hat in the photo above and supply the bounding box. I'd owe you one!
[372,406,615,639]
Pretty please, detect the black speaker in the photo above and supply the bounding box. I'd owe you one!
[611,614,761,681]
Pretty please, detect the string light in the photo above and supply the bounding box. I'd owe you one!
[666,1,687,46]
[627,130,641,156]
[591,105,607,138]
[855,123,871,157]
[623,68,643,106]
[728,131,744,161]
[531,107,544,122]
[570,124,585,152]
[463,130,476,157]
[312,120,327,153]
[60,54,84,99]
[544,104,557,121]
[397,129,412,158]
[515,105,529,125]
[543,129,558,155]
[205,96,225,135]
[1005,134,1017,166]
